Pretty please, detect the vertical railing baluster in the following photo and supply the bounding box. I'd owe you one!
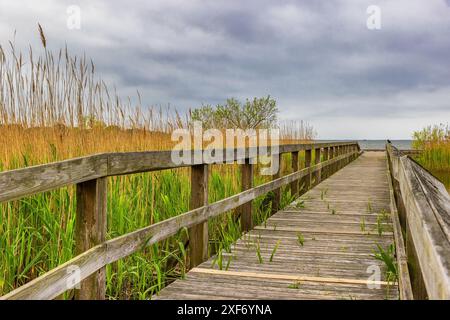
[290,151,299,197]
[322,147,329,179]
[239,158,253,232]
[188,164,209,268]
[303,148,312,193]
[271,153,282,215]
[75,177,107,300]
[314,147,321,185]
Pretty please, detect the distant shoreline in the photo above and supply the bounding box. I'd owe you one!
[314,140,413,150]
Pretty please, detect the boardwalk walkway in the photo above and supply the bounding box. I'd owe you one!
[156,152,398,300]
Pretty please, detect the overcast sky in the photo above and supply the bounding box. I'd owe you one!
[1,0,450,139]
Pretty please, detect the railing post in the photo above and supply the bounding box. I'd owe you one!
[314,147,321,185]
[271,153,282,215]
[239,159,253,232]
[302,148,312,193]
[331,146,337,173]
[337,146,342,169]
[75,177,107,300]
[343,145,348,165]
[329,147,334,175]
[188,164,209,268]
[290,151,299,197]
[322,147,329,179]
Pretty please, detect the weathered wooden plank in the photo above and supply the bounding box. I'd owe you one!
[238,159,253,231]
[387,142,450,299]
[163,272,397,299]
[290,151,299,197]
[322,147,329,179]
[0,154,107,203]
[190,268,392,286]
[1,150,358,300]
[385,151,413,300]
[0,245,107,300]
[75,178,107,300]
[0,142,359,204]
[271,153,282,215]
[188,164,209,268]
[302,149,312,193]
[155,152,398,301]
[314,148,321,185]
[397,156,450,299]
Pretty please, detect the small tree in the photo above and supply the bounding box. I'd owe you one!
[191,96,278,129]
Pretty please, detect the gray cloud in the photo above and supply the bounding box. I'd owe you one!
[1,0,450,138]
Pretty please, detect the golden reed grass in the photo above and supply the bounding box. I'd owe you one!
[0,28,315,299]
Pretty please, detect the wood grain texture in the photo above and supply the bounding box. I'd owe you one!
[388,144,450,299]
[0,142,359,203]
[239,159,253,232]
[290,151,299,197]
[385,149,413,300]
[188,164,209,268]
[75,178,107,300]
[1,150,358,300]
[0,154,107,203]
[271,153,282,215]
[302,149,312,193]
[314,148,321,185]
[155,152,399,300]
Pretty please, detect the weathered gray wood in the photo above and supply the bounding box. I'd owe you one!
[0,154,107,203]
[314,148,321,185]
[387,143,450,299]
[271,153,283,215]
[1,150,358,300]
[239,159,253,232]
[188,164,209,268]
[385,152,413,300]
[74,178,107,300]
[302,149,312,193]
[0,245,107,300]
[398,157,450,299]
[0,142,359,204]
[333,146,338,171]
[328,146,335,176]
[322,147,329,179]
[290,152,299,197]
[156,152,398,301]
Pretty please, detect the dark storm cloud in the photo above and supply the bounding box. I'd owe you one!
[1,0,450,138]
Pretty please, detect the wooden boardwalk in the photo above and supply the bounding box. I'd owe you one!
[156,151,398,300]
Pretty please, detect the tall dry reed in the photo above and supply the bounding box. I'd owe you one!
[0,28,315,299]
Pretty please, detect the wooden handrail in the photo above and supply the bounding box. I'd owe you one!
[0,141,360,300]
[0,142,358,203]
[386,142,450,299]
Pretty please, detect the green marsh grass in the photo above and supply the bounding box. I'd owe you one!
[413,124,450,191]
[0,32,314,299]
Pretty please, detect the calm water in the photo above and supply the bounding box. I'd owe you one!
[315,140,413,150]
[357,140,412,150]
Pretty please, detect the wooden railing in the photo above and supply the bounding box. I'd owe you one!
[386,142,450,299]
[0,141,360,300]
